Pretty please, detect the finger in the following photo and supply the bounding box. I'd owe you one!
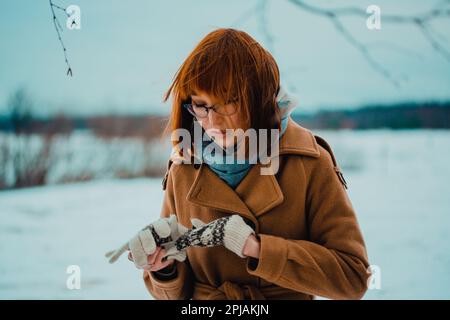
[158,247,173,264]
[128,252,133,262]
[147,247,162,266]
[168,214,177,223]
[163,249,186,262]
[105,250,114,258]
[152,219,171,238]
[156,247,167,263]
[149,248,171,272]
[145,256,172,272]
[149,262,172,273]
[149,259,173,272]
[138,229,157,255]
[163,245,188,262]
[191,218,206,229]
[106,243,129,264]
[142,248,162,271]
[128,236,147,268]
[168,214,182,235]
[173,251,187,262]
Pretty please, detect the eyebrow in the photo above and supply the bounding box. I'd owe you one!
[191,96,207,104]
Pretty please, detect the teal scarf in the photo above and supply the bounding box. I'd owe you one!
[201,87,298,189]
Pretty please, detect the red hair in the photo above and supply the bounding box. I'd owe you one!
[162,28,281,158]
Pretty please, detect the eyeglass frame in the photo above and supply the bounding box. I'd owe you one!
[182,99,238,118]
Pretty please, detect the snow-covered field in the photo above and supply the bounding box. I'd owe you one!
[1,129,449,299]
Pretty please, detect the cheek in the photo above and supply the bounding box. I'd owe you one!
[229,113,246,130]
[196,118,210,130]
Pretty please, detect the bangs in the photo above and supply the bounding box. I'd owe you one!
[178,46,243,107]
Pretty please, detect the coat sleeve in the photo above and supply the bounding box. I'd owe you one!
[143,163,195,300]
[245,144,371,300]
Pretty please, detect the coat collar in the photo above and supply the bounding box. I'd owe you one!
[185,118,320,231]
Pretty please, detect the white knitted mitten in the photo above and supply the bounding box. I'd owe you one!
[164,215,255,259]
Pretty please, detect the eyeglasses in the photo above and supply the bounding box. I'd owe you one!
[183,100,238,118]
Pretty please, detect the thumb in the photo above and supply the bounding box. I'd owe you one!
[191,217,206,229]
[163,246,187,262]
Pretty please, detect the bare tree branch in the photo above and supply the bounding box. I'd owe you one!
[426,21,450,45]
[286,0,450,85]
[49,0,73,76]
[417,21,450,62]
[331,15,400,86]
[288,0,450,23]
[235,0,450,86]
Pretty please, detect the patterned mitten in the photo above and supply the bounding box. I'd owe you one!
[164,214,255,259]
[105,214,189,268]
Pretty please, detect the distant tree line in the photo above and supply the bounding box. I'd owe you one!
[0,113,168,140]
[2,101,450,135]
[293,101,450,130]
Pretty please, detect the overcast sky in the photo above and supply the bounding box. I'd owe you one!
[1,0,450,116]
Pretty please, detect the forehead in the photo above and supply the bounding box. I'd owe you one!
[191,90,219,103]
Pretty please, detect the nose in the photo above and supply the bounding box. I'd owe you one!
[207,109,223,128]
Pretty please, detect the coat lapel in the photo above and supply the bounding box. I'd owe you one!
[234,163,284,217]
[186,118,321,225]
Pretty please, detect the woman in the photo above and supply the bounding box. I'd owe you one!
[109,28,370,300]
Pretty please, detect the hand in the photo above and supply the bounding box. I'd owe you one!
[105,214,189,268]
[127,247,174,272]
[164,214,255,258]
[242,234,261,258]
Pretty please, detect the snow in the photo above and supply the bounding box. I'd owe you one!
[317,129,450,299]
[0,178,162,299]
[1,130,450,299]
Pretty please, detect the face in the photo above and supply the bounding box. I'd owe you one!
[191,90,248,149]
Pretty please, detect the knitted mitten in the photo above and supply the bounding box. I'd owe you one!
[164,214,255,259]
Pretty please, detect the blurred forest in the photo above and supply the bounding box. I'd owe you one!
[0,87,449,190]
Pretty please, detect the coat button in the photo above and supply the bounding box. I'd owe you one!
[193,163,201,169]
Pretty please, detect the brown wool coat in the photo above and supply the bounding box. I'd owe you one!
[143,118,370,300]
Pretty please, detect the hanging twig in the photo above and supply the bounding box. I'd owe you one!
[49,0,73,76]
